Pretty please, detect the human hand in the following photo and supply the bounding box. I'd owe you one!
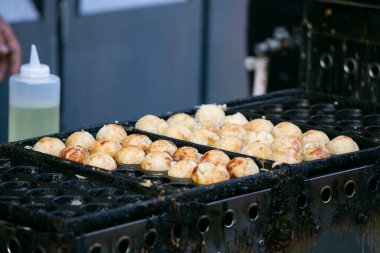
[0,16,21,82]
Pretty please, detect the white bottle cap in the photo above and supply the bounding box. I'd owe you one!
[20,44,50,78]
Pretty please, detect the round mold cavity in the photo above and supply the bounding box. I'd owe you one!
[0,196,23,205]
[247,203,260,221]
[115,194,148,204]
[320,53,334,69]
[336,108,362,119]
[6,166,39,175]
[310,114,338,125]
[87,187,118,198]
[284,98,310,109]
[283,109,310,120]
[310,103,335,114]
[144,229,157,248]
[61,180,99,190]
[320,186,333,203]
[22,203,54,213]
[81,202,112,213]
[364,114,380,126]
[34,173,66,183]
[53,195,85,206]
[26,188,58,198]
[141,176,171,184]
[336,120,363,131]
[343,58,358,74]
[0,181,31,191]
[167,183,195,190]
[112,169,144,177]
[117,236,131,253]
[260,104,283,114]
[49,210,77,218]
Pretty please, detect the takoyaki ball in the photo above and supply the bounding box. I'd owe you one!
[167,113,196,130]
[33,137,66,157]
[141,151,173,171]
[168,159,197,178]
[146,140,177,156]
[272,122,302,138]
[271,148,302,164]
[226,157,259,178]
[301,130,330,146]
[173,146,201,162]
[199,150,230,167]
[162,124,192,141]
[271,136,302,153]
[189,129,220,146]
[219,123,247,139]
[194,121,220,134]
[301,142,331,161]
[60,145,90,163]
[245,131,274,146]
[96,124,127,143]
[327,135,359,155]
[244,119,274,133]
[115,146,145,164]
[135,114,168,135]
[241,143,272,160]
[65,131,96,150]
[90,140,122,157]
[195,104,226,127]
[192,162,230,185]
[121,134,152,151]
[84,152,117,170]
[214,136,244,153]
[224,112,249,126]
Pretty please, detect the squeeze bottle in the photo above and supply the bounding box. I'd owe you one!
[8,45,60,141]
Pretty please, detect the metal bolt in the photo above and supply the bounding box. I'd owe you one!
[258,239,265,247]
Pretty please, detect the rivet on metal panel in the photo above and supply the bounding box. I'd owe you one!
[117,236,131,253]
[344,59,358,74]
[223,209,236,228]
[247,203,260,221]
[257,239,265,247]
[7,237,20,253]
[320,54,334,69]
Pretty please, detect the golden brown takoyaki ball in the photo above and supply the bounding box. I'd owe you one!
[219,123,247,139]
[245,131,274,146]
[214,136,244,153]
[241,143,272,160]
[301,142,331,161]
[272,122,302,138]
[115,146,146,164]
[194,121,220,134]
[300,130,330,146]
[226,157,259,178]
[224,112,249,126]
[90,140,122,157]
[199,150,230,167]
[327,136,359,155]
[244,119,274,133]
[173,146,201,162]
[189,129,220,146]
[161,124,192,141]
[60,145,90,163]
[96,124,127,143]
[167,113,196,130]
[84,152,117,170]
[271,148,302,164]
[271,136,302,153]
[65,131,96,150]
[140,151,173,171]
[195,104,226,127]
[33,137,66,157]
[192,162,230,185]
[146,140,177,156]
[168,159,197,178]
[135,114,168,135]
[121,134,152,151]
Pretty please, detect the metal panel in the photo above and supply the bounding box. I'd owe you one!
[60,0,202,131]
[0,0,58,142]
[206,0,249,103]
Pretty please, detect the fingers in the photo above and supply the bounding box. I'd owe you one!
[0,57,7,82]
[0,16,21,75]
[7,37,21,74]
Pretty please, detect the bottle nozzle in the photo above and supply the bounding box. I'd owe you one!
[30,44,40,67]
